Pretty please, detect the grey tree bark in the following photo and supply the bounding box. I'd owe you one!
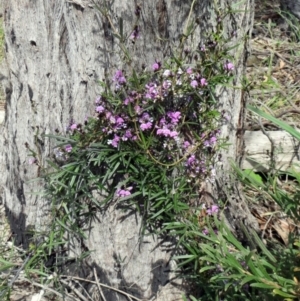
[0,0,257,299]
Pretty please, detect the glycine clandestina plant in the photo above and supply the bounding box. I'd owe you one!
[39,49,235,236]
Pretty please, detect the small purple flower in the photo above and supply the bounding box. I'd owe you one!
[200,78,208,86]
[152,61,161,71]
[95,96,101,104]
[109,115,116,124]
[186,155,196,166]
[96,105,105,113]
[116,116,125,126]
[167,111,181,124]
[134,105,142,115]
[224,62,234,71]
[183,141,190,149]
[123,97,132,105]
[157,128,169,136]
[140,122,152,131]
[139,113,153,131]
[186,67,193,74]
[207,204,219,215]
[145,83,158,99]
[202,228,209,235]
[116,187,133,198]
[65,144,72,153]
[210,136,217,146]
[113,70,126,89]
[108,135,120,148]
[162,80,172,90]
[169,130,178,138]
[122,130,133,141]
[130,25,140,41]
[70,123,77,130]
[28,157,37,165]
[191,80,198,88]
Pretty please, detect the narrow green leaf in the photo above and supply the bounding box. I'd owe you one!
[273,289,296,298]
[248,105,300,141]
[250,282,276,289]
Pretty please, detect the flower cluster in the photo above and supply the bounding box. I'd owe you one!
[65,56,234,198]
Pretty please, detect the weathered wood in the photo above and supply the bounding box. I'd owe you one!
[0,0,256,299]
[242,130,300,171]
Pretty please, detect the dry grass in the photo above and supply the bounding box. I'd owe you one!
[247,0,300,124]
[244,0,300,246]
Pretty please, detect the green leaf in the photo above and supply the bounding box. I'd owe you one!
[243,169,264,186]
[248,105,300,141]
[250,230,276,263]
[250,282,276,289]
[273,289,296,298]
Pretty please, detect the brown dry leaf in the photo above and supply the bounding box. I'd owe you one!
[279,59,285,70]
[272,219,294,245]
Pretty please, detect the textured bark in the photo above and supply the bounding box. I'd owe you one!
[0,0,257,299]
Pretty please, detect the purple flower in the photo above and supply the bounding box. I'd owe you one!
[156,124,178,139]
[210,136,217,146]
[200,78,208,86]
[108,135,120,148]
[169,130,178,138]
[186,67,193,74]
[140,122,152,131]
[204,136,217,148]
[186,155,196,166]
[224,62,234,71]
[116,116,125,126]
[157,128,170,136]
[152,61,161,71]
[134,106,142,115]
[183,141,190,149]
[145,83,158,99]
[65,144,72,153]
[96,105,105,113]
[139,113,153,131]
[202,228,209,235]
[124,99,129,105]
[28,157,37,165]
[109,115,116,124]
[162,80,172,90]
[167,111,181,124]
[116,187,133,198]
[207,205,219,215]
[122,130,133,141]
[113,70,126,89]
[191,80,198,88]
[95,96,101,104]
[70,123,77,130]
[130,25,140,41]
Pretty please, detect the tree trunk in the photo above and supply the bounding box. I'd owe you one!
[0,0,257,299]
